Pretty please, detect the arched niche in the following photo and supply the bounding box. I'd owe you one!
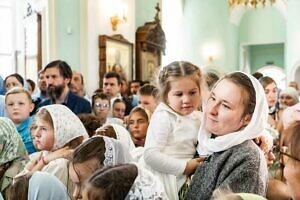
[258,65,286,89]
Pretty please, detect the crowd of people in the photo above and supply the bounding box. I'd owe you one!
[0,59,299,200]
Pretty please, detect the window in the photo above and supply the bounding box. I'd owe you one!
[0,0,14,77]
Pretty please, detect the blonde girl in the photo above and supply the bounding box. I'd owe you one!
[141,61,204,200]
[26,104,88,187]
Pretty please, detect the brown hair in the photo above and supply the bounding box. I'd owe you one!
[78,114,104,137]
[157,61,202,103]
[92,92,110,107]
[6,173,32,200]
[259,76,277,89]
[83,164,138,200]
[4,73,24,86]
[35,108,54,129]
[95,125,117,139]
[128,107,149,123]
[287,122,300,162]
[70,137,106,165]
[138,84,159,98]
[222,72,256,116]
[5,87,32,103]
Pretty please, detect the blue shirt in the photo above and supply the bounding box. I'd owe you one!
[17,116,36,154]
[0,95,6,117]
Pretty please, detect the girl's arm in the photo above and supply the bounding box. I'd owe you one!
[143,111,189,175]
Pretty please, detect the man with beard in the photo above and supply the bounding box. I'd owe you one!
[38,60,91,115]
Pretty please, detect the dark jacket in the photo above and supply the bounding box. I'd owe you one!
[186,140,268,200]
[38,91,91,115]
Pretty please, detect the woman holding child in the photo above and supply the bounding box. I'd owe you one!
[186,72,269,199]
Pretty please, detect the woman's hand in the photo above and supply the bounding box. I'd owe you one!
[254,135,272,155]
[26,153,44,172]
[184,157,206,176]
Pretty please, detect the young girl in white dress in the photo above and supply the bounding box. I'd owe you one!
[141,61,204,200]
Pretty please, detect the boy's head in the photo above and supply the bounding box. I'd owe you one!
[92,92,111,120]
[138,84,159,113]
[112,98,126,119]
[5,87,34,125]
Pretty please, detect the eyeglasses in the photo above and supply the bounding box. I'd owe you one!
[94,102,110,109]
[272,145,300,163]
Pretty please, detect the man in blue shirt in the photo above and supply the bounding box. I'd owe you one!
[38,60,91,115]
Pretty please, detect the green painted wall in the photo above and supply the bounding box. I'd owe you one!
[135,0,159,29]
[55,0,80,70]
[249,43,284,72]
[239,7,286,45]
[181,0,239,72]
[286,0,300,77]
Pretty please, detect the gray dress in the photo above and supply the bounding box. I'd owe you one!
[186,140,268,200]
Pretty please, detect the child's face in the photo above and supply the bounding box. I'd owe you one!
[93,98,110,119]
[167,76,200,116]
[138,95,158,113]
[112,102,126,119]
[128,112,149,140]
[34,118,55,151]
[5,93,34,125]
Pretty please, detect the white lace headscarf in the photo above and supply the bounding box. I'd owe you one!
[197,72,268,155]
[39,104,88,150]
[96,123,135,152]
[110,124,135,151]
[102,136,133,166]
[125,164,168,200]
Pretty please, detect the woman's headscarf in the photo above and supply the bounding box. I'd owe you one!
[110,124,135,151]
[197,72,269,155]
[102,136,133,166]
[0,117,27,165]
[125,164,168,199]
[28,171,70,200]
[40,105,88,150]
[280,87,299,104]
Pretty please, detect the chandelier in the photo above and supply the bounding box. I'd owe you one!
[228,0,276,9]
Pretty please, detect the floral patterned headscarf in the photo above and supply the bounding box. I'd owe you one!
[0,117,26,165]
[39,105,88,150]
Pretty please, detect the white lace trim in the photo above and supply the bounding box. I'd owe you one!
[103,137,115,166]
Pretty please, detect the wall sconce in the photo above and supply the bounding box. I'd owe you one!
[110,1,127,31]
[202,43,219,62]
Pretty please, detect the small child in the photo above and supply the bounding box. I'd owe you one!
[92,92,111,122]
[5,87,36,154]
[141,61,204,200]
[25,104,88,188]
[112,98,126,120]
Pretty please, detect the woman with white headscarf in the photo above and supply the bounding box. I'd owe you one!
[186,72,269,199]
[96,123,135,152]
[24,104,88,187]
[0,117,27,198]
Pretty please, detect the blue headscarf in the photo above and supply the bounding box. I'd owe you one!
[28,171,70,200]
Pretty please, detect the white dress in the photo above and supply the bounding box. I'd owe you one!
[140,103,201,200]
